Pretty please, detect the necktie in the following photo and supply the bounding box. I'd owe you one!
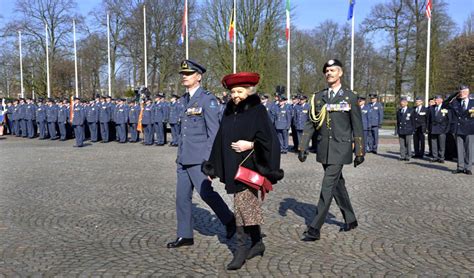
[462,100,467,110]
[328,90,333,99]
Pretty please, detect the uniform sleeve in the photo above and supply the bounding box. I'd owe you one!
[378,104,384,126]
[298,97,316,152]
[350,94,365,157]
[203,95,221,159]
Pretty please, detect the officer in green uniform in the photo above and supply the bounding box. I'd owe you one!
[297,59,365,241]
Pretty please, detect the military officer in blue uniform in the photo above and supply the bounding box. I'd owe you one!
[11,100,19,136]
[367,94,384,154]
[86,99,100,142]
[168,94,182,146]
[57,100,69,141]
[290,95,300,151]
[36,99,48,139]
[152,93,168,146]
[358,97,371,152]
[428,95,450,163]
[412,97,428,158]
[167,59,235,248]
[46,99,58,140]
[396,97,415,161]
[99,96,111,143]
[260,94,274,123]
[141,98,154,145]
[5,101,13,135]
[114,98,129,143]
[298,59,364,241]
[24,98,37,138]
[18,98,27,137]
[295,95,310,148]
[71,97,86,147]
[274,96,292,153]
[446,85,474,175]
[128,99,140,143]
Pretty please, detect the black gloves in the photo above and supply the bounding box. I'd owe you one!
[354,156,364,168]
[298,151,308,162]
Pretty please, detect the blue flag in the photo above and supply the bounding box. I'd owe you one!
[347,0,355,20]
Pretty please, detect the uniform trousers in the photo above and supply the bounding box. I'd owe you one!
[363,130,371,152]
[100,122,109,142]
[88,122,98,142]
[129,123,139,142]
[26,120,35,138]
[176,163,234,238]
[116,123,127,143]
[14,120,21,136]
[73,125,85,146]
[154,122,165,145]
[48,122,58,139]
[277,129,289,152]
[170,123,180,145]
[413,126,425,157]
[456,134,474,171]
[431,134,446,160]
[399,134,412,159]
[58,123,67,140]
[20,119,27,137]
[368,127,379,152]
[38,120,48,139]
[309,164,356,230]
[143,124,154,145]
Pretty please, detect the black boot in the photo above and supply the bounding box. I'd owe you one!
[227,226,249,270]
[246,225,265,260]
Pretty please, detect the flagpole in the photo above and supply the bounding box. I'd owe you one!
[185,0,189,60]
[73,19,79,97]
[143,5,148,87]
[18,31,24,98]
[31,64,35,99]
[425,16,431,106]
[233,0,237,73]
[350,11,355,91]
[107,12,112,97]
[45,23,51,98]
[286,11,290,101]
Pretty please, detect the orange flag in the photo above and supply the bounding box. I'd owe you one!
[69,96,74,123]
[137,102,144,132]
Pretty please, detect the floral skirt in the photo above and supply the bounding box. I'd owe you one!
[234,188,263,226]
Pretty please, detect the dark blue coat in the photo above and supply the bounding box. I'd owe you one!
[99,102,111,123]
[24,103,37,120]
[152,102,168,123]
[274,104,292,130]
[168,102,183,124]
[128,104,140,124]
[295,103,310,130]
[449,98,474,135]
[85,104,99,123]
[262,102,274,123]
[428,105,450,135]
[71,104,85,126]
[58,106,69,124]
[360,104,370,131]
[396,107,415,135]
[141,104,154,125]
[413,106,428,132]
[36,104,47,122]
[177,87,220,165]
[46,105,58,122]
[368,102,384,127]
[6,106,13,119]
[114,104,129,124]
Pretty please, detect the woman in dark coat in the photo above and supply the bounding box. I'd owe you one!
[202,72,284,270]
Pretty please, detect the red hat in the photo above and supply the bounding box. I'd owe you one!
[222,72,260,89]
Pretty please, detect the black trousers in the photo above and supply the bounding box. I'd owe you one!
[413,126,425,157]
[309,164,356,230]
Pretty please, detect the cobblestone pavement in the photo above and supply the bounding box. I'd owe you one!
[0,136,473,277]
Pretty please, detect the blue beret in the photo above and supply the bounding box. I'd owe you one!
[180,59,206,74]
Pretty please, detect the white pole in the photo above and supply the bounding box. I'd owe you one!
[143,5,148,87]
[286,14,290,101]
[73,19,79,97]
[45,23,51,98]
[185,0,189,60]
[425,17,431,106]
[107,13,112,97]
[350,12,355,91]
[233,0,237,73]
[31,65,35,99]
[19,31,24,98]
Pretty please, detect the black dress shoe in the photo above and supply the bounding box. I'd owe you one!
[166,237,194,248]
[438,159,445,164]
[452,169,464,174]
[301,227,320,241]
[465,170,472,175]
[339,221,358,232]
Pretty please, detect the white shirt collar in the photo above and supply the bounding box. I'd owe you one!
[188,86,200,98]
[329,84,342,95]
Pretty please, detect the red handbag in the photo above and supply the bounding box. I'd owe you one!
[234,150,273,200]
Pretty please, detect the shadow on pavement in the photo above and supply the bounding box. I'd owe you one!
[278,198,344,228]
[192,204,233,252]
[406,161,452,172]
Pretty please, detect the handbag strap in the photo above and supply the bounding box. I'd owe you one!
[239,149,254,166]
